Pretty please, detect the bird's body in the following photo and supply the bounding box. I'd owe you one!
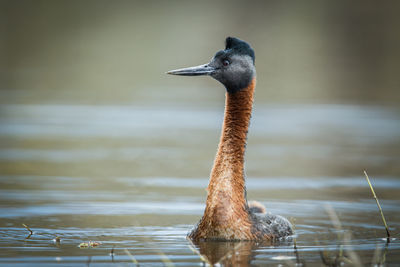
[168,37,292,241]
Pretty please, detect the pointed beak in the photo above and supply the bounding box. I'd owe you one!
[167,64,216,76]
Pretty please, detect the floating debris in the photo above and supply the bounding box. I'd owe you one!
[90,241,101,247]
[78,242,90,249]
[78,241,102,249]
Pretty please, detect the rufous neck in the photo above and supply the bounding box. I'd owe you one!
[214,78,255,175]
[207,77,256,203]
[194,78,256,239]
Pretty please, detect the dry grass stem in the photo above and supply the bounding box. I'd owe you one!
[323,205,363,267]
[22,223,33,239]
[22,223,33,235]
[124,249,140,266]
[363,170,391,240]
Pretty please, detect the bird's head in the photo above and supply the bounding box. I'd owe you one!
[167,37,256,93]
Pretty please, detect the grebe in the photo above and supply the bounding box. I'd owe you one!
[168,37,293,241]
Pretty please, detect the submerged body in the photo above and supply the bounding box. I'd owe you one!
[168,37,292,241]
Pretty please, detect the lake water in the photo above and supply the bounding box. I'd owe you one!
[0,103,399,266]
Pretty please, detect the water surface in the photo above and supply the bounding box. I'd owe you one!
[0,103,399,266]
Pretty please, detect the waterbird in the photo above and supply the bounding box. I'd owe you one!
[167,37,293,241]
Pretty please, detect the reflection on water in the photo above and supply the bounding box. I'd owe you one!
[189,239,259,266]
[0,103,399,266]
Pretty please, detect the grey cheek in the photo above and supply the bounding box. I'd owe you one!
[211,72,224,83]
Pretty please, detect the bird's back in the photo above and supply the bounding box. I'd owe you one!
[249,211,293,239]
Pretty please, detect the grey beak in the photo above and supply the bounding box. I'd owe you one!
[167,64,216,76]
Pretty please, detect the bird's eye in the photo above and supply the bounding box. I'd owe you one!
[222,60,230,66]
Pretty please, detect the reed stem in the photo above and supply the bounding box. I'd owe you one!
[363,170,390,240]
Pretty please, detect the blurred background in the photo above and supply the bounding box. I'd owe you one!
[0,0,399,179]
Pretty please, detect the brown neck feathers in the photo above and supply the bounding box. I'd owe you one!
[190,77,256,240]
